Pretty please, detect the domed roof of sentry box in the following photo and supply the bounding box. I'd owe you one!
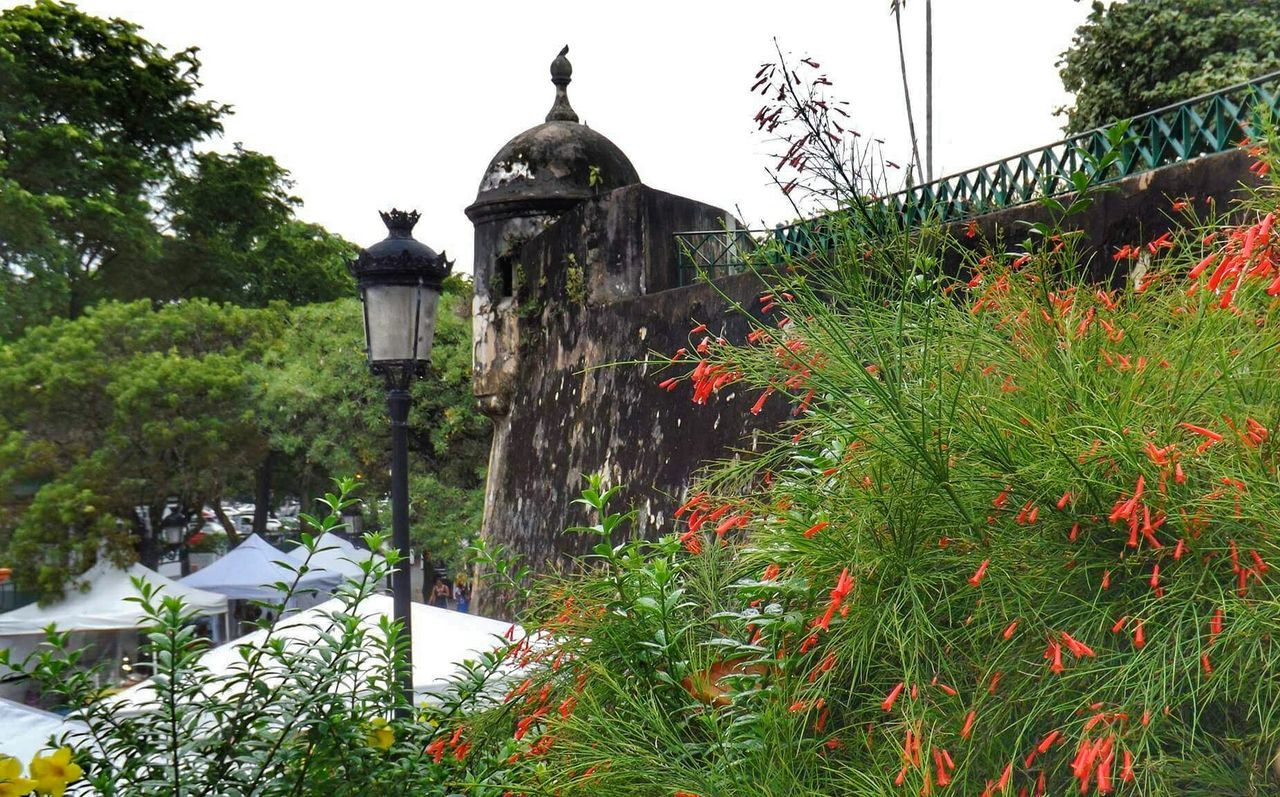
[465,46,640,223]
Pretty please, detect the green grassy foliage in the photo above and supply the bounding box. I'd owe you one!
[437,139,1280,796]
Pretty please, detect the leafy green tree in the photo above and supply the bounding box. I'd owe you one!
[0,2,353,336]
[0,0,224,329]
[1058,0,1280,133]
[103,145,356,308]
[0,300,282,600]
[255,276,489,571]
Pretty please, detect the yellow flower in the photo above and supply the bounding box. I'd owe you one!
[366,717,394,750]
[0,755,38,797]
[28,748,81,797]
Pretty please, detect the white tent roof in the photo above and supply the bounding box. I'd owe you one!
[114,595,517,710]
[0,698,83,765]
[179,533,343,600]
[0,561,227,636]
[285,532,382,582]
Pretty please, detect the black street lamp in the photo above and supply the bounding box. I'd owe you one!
[349,209,452,716]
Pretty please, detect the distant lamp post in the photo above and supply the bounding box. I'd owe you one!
[349,209,452,716]
[160,507,192,576]
[341,501,365,539]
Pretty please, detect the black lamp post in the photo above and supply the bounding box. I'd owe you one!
[349,209,452,716]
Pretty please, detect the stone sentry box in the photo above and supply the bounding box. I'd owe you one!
[465,48,780,615]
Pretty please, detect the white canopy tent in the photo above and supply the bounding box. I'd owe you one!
[286,532,383,583]
[113,595,517,710]
[179,533,343,601]
[0,698,83,765]
[0,561,227,636]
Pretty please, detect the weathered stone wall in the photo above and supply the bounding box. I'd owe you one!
[473,185,779,615]
[950,149,1263,282]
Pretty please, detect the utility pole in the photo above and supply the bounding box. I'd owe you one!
[926,0,934,182]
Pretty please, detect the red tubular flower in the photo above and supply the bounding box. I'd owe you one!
[675,493,706,516]
[1097,746,1114,793]
[803,520,829,539]
[933,749,952,786]
[968,559,991,587]
[1002,620,1019,640]
[1047,640,1065,674]
[1134,620,1146,649]
[426,737,446,763]
[1036,730,1061,754]
[1250,549,1269,573]
[881,681,906,712]
[714,513,743,538]
[678,528,703,554]
[750,388,774,415]
[808,652,837,682]
[1181,422,1223,442]
[961,710,977,739]
[812,568,854,631]
[1062,631,1096,658]
[996,761,1013,791]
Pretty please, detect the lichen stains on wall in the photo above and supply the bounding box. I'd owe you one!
[469,184,781,616]
[473,266,781,617]
[478,158,536,192]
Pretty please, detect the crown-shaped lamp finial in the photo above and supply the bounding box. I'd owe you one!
[379,208,420,237]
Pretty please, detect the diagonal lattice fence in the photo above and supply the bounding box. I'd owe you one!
[675,69,1280,286]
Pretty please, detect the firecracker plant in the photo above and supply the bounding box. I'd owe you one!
[424,121,1280,797]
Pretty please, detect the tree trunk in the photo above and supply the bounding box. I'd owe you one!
[421,550,437,603]
[134,504,162,570]
[213,501,242,546]
[252,451,274,534]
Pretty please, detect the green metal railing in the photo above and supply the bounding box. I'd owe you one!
[675,69,1280,285]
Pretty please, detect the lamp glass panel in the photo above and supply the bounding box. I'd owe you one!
[364,284,440,363]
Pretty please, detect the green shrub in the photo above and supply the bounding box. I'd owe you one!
[0,480,517,796]
[442,136,1280,796]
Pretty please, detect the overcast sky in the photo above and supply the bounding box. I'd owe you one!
[43,0,1095,274]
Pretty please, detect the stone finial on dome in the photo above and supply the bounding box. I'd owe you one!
[546,45,579,123]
